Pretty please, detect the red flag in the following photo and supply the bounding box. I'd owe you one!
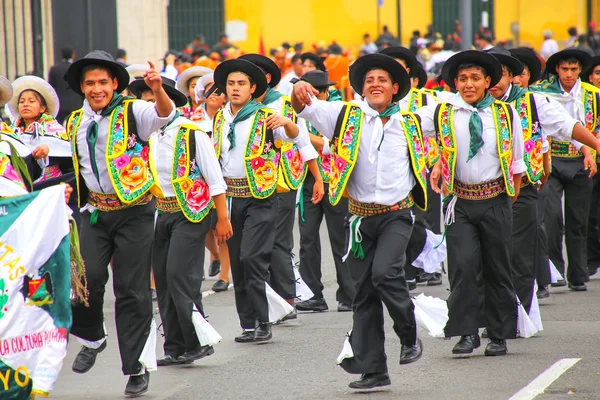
[259,32,265,56]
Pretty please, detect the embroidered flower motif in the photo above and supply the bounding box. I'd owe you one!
[140,147,149,162]
[288,150,303,179]
[186,180,211,212]
[128,135,136,148]
[524,139,535,153]
[119,158,148,191]
[273,152,281,166]
[177,166,186,178]
[334,156,347,171]
[114,154,131,170]
[180,178,193,191]
[251,157,265,170]
[254,160,276,191]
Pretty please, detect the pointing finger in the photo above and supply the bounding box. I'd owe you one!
[147,60,155,70]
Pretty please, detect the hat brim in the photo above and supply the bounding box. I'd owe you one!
[582,55,600,83]
[8,75,60,118]
[239,54,282,88]
[545,49,592,76]
[489,53,524,77]
[128,79,188,108]
[442,50,502,90]
[66,58,129,96]
[0,76,13,107]
[175,66,214,93]
[214,59,268,99]
[126,64,150,82]
[349,53,411,102]
[379,46,418,76]
[509,48,542,84]
[301,53,326,72]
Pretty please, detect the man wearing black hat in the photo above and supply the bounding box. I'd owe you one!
[486,47,600,315]
[509,47,543,88]
[65,50,176,396]
[239,54,323,317]
[530,48,600,291]
[419,50,524,356]
[212,58,301,342]
[301,52,343,101]
[128,77,233,366]
[292,70,355,313]
[292,53,425,389]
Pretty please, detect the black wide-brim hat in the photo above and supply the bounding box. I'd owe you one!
[485,46,524,77]
[349,53,411,102]
[509,47,542,83]
[379,46,418,76]
[545,48,592,76]
[442,50,503,89]
[582,55,600,83]
[301,52,326,72]
[128,77,188,108]
[66,50,130,96]
[296,70,337,89]
[214,59,268,98]
[238,53,282,88]
[415,62,428,89]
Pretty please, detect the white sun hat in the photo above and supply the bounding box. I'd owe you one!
[126,64,150,83]
[7,75,60,118]
[176,66,214,94]
[0,75,13,107]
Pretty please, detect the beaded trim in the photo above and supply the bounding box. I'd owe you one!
[155,196,181,212]
[453,178,505,200]
[348,194,415,217]
[225,177,252,198]
[550,140,583,158]
[87,191,152,211]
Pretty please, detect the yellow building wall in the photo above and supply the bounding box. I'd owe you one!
[494,0,588,51]
[224,0,431,56]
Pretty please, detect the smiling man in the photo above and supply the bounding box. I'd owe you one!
[65,50,176,397]
[292,53,426,390]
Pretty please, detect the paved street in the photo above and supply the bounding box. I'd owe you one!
[50,223,600,400]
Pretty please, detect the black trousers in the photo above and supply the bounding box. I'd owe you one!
[228,196,277,329]
[404,209,428,282]
[269,190,297,300]
[587,165,600,267]
[424,170,442,234]
[536,184,551,287]
[71,202,154,375]
[153,210,213,357]
[340,209,416,375]
[444,194,517,340]
[512,184,538,314]
[299,174,354,304]
[544,157,592,285]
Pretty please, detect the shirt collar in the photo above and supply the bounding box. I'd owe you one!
[444,92,477,111]
[223,102,235,123]
[500,84,512,102]
[559,78,582,100]
[355,98,404,122]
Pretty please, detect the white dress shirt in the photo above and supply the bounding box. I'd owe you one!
[75,99,176,194]
[219,102,300,179]
[151,116,226,198]
[417,93,526,185]
[298,98,416,205]
[277,71,300,98]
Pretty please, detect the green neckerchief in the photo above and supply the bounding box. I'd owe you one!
[262,88,283,106]
[228,99,265,150]
[377,103,400,151]
[0,139,32,191]
[504,84,528,103]
[86,93,127,189]
[467,93,495,162]
[328,88,342,102]
[529,75,562,94]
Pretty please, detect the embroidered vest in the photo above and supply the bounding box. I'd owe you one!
[513,93,543,183]
[403,88,440,168]
[213,107,280,198]
[276,96,307,191]
[328,103,427,209]
[306,120,332,183]
[435,101,515,196]
[67,99,155,207]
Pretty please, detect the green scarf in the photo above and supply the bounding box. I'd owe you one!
[529,75,563,94]
[86,93,127,188]
[377,103,400,150]
[328,88,342,102]
[262,88,283,106]
[228,99,265,150]
[504,84,528,103]
[467,93,495,162]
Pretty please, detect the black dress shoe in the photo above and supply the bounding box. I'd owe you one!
[234,330,255,343]
[157,355,182,367]
[281,307,298,321]
[568,282,587,291]
[212,279,229,292]
[400,338,423,365]
[551,279,567,287]
[484,339,507,356]
[124,370,149,397]
[176,345,214,363]
[72,340,107,373]
[208,260,221,277]
[407,280,417,291]
[589,264,599,277]
[296,298,328,312]
[254,323,272,342]
[348,373,391,389]
[537,286,550,299]
[337,303,352,312]
[452,334,480,354]
[427,272,443,286]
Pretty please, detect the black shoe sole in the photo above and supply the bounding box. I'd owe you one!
[452,341,480,355]
[550,281,567,287]
[177,347,215,363]
[537,292,550,299]
[484,349,507,356]
[234,337,255,343]
[253,334,273,342]
[349,379,391,389]
[125,386,148,397]
[296,306,328,312]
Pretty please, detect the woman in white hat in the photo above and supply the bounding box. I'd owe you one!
[176,66,213,121]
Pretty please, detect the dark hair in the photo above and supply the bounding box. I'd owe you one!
[557,57,582,68]
[363,33,370,39]
[115,48,126,59]
[61,47,74,60]
[568,27,577,36]
[501,64,513,77]
[578,34,588,44]
[17,89,47,120]
[456,63,489,77]
[291,54,302,64]
[364,67,397,85]
[412,30,420,37]
[80,64,116,82]
[383,25,389,32]
[219,33,228,40]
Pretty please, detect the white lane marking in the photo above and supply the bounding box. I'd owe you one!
[508,358,581,400]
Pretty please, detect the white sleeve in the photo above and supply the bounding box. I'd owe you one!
[297,97,345,140]
[132,100,176,141]
[194,130,227,196]
[510,106,527,174]
[293,117,318,161]
[537,95,578,141]
[322,137,332,155]
[415,102,437,138]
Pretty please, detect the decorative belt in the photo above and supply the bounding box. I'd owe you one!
[155,196,181,212]
[348,193,414,217]
[550,140,583,158]
[225,177,252,198]
[453,177,505,200]
[87,191,152,212]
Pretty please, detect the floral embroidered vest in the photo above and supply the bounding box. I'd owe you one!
[306,120,332,183]
[67,99,155,207]
[213,107,281,198]
[328,103,428,209]
[402,88,440,168]
[275,97,307,190]
[435,101,515,196]
[512,93,543,183]
[170,123,214,222]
